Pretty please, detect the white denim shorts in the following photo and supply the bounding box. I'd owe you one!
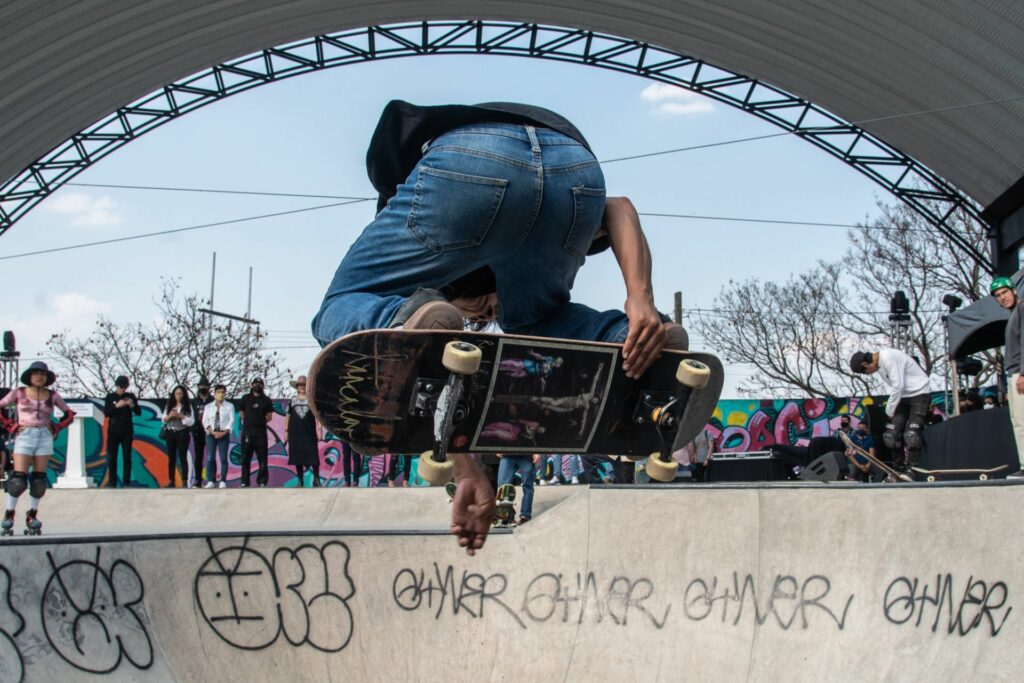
[12,427,54,457]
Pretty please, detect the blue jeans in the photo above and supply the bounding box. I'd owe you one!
[204,434,230,483]
[312,123,630,344]
[545,454,581,481]
[497,455,535,519]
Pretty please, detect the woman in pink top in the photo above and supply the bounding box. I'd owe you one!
[0,361,75,534]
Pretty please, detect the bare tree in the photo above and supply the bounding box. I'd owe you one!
[693,200,992,397]
[47,279,288,397]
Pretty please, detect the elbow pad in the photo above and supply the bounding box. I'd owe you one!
[54,409,76,433]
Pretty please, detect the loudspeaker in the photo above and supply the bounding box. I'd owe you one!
[800,452,843,482]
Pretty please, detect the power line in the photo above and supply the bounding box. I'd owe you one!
[0,198,372,261]
[66,182,370,201]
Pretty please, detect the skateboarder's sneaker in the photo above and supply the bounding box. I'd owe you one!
[1007,469,1024,479]
[518,515,531,525]
[391,289,462,330]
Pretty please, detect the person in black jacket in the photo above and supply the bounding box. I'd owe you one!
[190,376,213,488]
[239,377,274,488]
[103,375,140,488]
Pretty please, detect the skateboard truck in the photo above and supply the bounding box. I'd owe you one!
[645,359,712,482]
[418,341,482,486]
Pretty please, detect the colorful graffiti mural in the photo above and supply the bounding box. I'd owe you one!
[41,399,422,489]
[29,392,953,488]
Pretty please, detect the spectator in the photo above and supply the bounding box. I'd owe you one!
[239,377,274,488]
[983,394,999,409]
[202,384,234,488]
[386,453,414,487]
[686,429,716,482]
[539,454,581,485]
[284,375,322,487]
[844,421,876,482]
[190,376,213,488]
[850,349,930,471]
[103,375,140,488]
[991,275,1024,478]
[340,442,362,487]
[161,385,194,488]
[497,453,538,525]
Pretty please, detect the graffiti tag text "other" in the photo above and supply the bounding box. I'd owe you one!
[522,572,669,629]
[684,573,853,631]
[883,574,1012,637]
[393,564,526,629]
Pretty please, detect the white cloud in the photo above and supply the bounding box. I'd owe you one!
[43,192,122,228]
[0,292,111,360]
[640,83,715,116]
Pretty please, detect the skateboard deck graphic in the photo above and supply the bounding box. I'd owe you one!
[837,431,913,483]
[910,465,1008,482]
[308,330,724,459]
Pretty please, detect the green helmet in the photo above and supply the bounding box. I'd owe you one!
[990,276,1015,294]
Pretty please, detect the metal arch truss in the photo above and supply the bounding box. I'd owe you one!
[0,19,991,268]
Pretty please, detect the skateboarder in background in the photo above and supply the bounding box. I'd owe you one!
[849,349,930,471]
[992,276,1024,478]
[311,100,690,554]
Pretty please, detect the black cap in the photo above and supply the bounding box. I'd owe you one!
[198,375,210,387]
[849,351,870,374]
[114,375,130,388]
[250,376,264,385]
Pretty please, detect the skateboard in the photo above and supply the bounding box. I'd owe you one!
[910,465,1008,482]
[837,431,913,483]
[308,329,724,485]
[493,483,517,527]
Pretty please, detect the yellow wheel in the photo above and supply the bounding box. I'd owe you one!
[651,406,663,423]
[645,452,678,482]
[418,450,454,485]
[443,341,482,374]
[926,475,936,483]
[676,359,711,389]
[980,473,989,481]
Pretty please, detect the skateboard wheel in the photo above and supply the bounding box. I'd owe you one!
[443,341,482,374]
[980,474,988,481]
[676,359,711,389]
[418,450,454,485]
[645,452,678,482]
[926,475,935,483]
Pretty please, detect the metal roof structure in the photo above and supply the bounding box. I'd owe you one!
[2,1,1023,265]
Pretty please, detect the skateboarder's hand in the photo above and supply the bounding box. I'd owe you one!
[1016,375,1024,394]
[450,469,496,556]
[622,295,666,379]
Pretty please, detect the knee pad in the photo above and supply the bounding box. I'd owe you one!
[29,472,48,498]
[882,428,902,450]
[7,472,27,497]
[903,422,924,449]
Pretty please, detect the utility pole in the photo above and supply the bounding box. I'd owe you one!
[199,262,258,391]
[673,291,683,325]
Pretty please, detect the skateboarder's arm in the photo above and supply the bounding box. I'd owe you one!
[602,196,666,378]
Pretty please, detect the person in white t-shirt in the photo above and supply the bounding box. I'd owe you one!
[850,348,931,470]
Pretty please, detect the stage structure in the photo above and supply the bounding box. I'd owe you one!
[1,3,1023,269]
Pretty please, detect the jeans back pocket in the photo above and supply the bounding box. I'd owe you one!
[407,165,509,252]
[563,186,607,258]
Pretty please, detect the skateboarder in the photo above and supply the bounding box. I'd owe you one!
[849,349,930,470]
[992,276,1024,477]
[311,100,688,554]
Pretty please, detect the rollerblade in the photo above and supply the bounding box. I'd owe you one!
[1,510,13,536]
[24,509,41,536]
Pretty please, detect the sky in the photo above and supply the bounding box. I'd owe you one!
[0,53,886,397]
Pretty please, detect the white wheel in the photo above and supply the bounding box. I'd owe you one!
[645,452,678,482]
[926,475,935,483]
[417,450,454,485]
[676,359,711,389]
[443,341,482,374]
[979,473,989,481]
